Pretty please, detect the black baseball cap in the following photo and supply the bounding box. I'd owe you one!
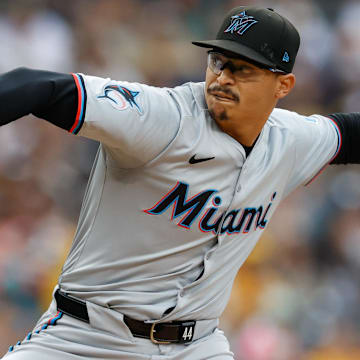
[192,6,300,73]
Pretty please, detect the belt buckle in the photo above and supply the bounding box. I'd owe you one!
[150,323,171,345]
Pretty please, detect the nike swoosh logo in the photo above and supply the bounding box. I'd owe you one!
[189,154,215,164]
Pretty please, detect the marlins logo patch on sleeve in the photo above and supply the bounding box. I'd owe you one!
[97,84,142,114]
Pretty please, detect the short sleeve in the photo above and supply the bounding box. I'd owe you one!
[70,74,180,167]
[285,112,341,194]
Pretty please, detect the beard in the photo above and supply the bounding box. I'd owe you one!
[208,107,229,122]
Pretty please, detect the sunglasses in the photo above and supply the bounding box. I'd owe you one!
[207,51,287,78]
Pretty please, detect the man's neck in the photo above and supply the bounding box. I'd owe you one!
[216,120,263,147]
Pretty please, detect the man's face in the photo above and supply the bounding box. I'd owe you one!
[205,52,283,127]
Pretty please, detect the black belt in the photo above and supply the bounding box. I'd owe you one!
[55,289,196,344]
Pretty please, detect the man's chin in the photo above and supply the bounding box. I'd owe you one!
[209,107,228,122]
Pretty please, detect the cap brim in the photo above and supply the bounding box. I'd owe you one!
[192,39,275,69]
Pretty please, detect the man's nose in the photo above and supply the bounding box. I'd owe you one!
[216,68,236,86]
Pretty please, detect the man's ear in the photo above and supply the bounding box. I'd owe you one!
[276,73,296,99]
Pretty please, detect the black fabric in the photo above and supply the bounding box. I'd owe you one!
[328,112,360,165]
[0,67,78,131]
[243,144,254,157]
[192,6,300,73]
[55,289,89,323]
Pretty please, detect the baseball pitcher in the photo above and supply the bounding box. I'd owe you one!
[0,6,356,360]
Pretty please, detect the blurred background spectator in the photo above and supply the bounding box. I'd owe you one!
[0,1,360,359]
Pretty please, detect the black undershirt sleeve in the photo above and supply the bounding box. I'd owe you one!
[0,67,78,131]
[328,112,360,165]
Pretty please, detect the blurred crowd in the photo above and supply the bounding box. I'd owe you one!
[0,0,360,359]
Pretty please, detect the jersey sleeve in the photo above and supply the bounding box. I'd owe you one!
[71,74,181,167]
[284,112,341,195]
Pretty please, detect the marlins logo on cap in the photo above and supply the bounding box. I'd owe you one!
[224,11,258,36]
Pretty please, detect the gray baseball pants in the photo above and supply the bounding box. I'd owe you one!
[2,291,234,360]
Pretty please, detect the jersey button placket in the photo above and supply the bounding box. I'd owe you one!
[237,164,247,192]
[236,171,243,191]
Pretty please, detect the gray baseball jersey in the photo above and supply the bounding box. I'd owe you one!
[58,75,340,324]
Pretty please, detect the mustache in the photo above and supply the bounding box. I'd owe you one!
[207,85,239,102]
